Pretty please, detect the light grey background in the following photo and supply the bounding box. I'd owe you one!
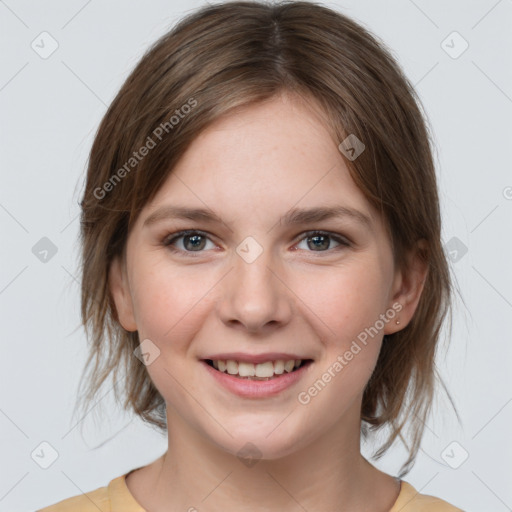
[1,1,511,511]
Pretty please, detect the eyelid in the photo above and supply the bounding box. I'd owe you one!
[163,229,212,244]
[295,230,351,247]
[162,229,351,255]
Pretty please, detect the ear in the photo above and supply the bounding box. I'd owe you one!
[108,255,138,332]
[384,239,429,335]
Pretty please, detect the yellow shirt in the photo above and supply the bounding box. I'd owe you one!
[37,472,463,511]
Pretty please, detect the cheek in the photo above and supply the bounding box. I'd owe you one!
[129,261,212,346]
[292,265,389,423]
[296,257,392,344]
[127,263,214,406]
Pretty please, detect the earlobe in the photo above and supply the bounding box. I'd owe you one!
[385,240,429,335]
[108,256,138,332]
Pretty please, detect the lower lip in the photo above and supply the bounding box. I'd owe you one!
[201,360,313,398]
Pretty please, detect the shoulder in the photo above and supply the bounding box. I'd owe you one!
[390,481,464,512]
[36,473,145,512]
[36,484,110,512]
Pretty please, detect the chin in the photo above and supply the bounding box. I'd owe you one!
[206,417,313,462]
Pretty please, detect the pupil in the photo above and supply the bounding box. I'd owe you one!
[185,234,205,251]
[308,235,329,251]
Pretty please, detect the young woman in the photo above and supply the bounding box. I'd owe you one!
[38,1,462,510]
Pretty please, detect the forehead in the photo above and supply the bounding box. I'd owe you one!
[139,94,376,227]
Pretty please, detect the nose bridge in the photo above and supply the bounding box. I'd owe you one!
[218,237,292,332]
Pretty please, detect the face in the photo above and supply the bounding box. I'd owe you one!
[109,93,423,460]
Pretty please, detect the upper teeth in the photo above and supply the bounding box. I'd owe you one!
[212,359,302,377]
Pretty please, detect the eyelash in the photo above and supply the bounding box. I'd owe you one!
[162,229,351,257]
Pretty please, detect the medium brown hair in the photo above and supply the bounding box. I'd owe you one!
[76,0,454,476]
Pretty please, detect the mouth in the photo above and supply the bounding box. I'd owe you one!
[200,356,314,398]
[202,358,314,381]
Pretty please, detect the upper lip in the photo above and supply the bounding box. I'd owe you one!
[202,353,313,364]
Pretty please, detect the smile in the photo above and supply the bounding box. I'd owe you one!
[205,358,311,380]
[201,358,314,398]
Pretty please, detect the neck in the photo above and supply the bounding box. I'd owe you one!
[128,403,399,512]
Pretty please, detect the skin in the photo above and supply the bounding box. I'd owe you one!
[109,91,428,512]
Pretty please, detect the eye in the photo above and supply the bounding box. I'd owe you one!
[163,230,216,254]
[295,231,350,252]
[162,229,350,256]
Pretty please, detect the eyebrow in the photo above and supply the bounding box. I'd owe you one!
[143,205,372,230]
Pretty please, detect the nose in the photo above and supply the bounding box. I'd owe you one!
[217,246,294,334]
